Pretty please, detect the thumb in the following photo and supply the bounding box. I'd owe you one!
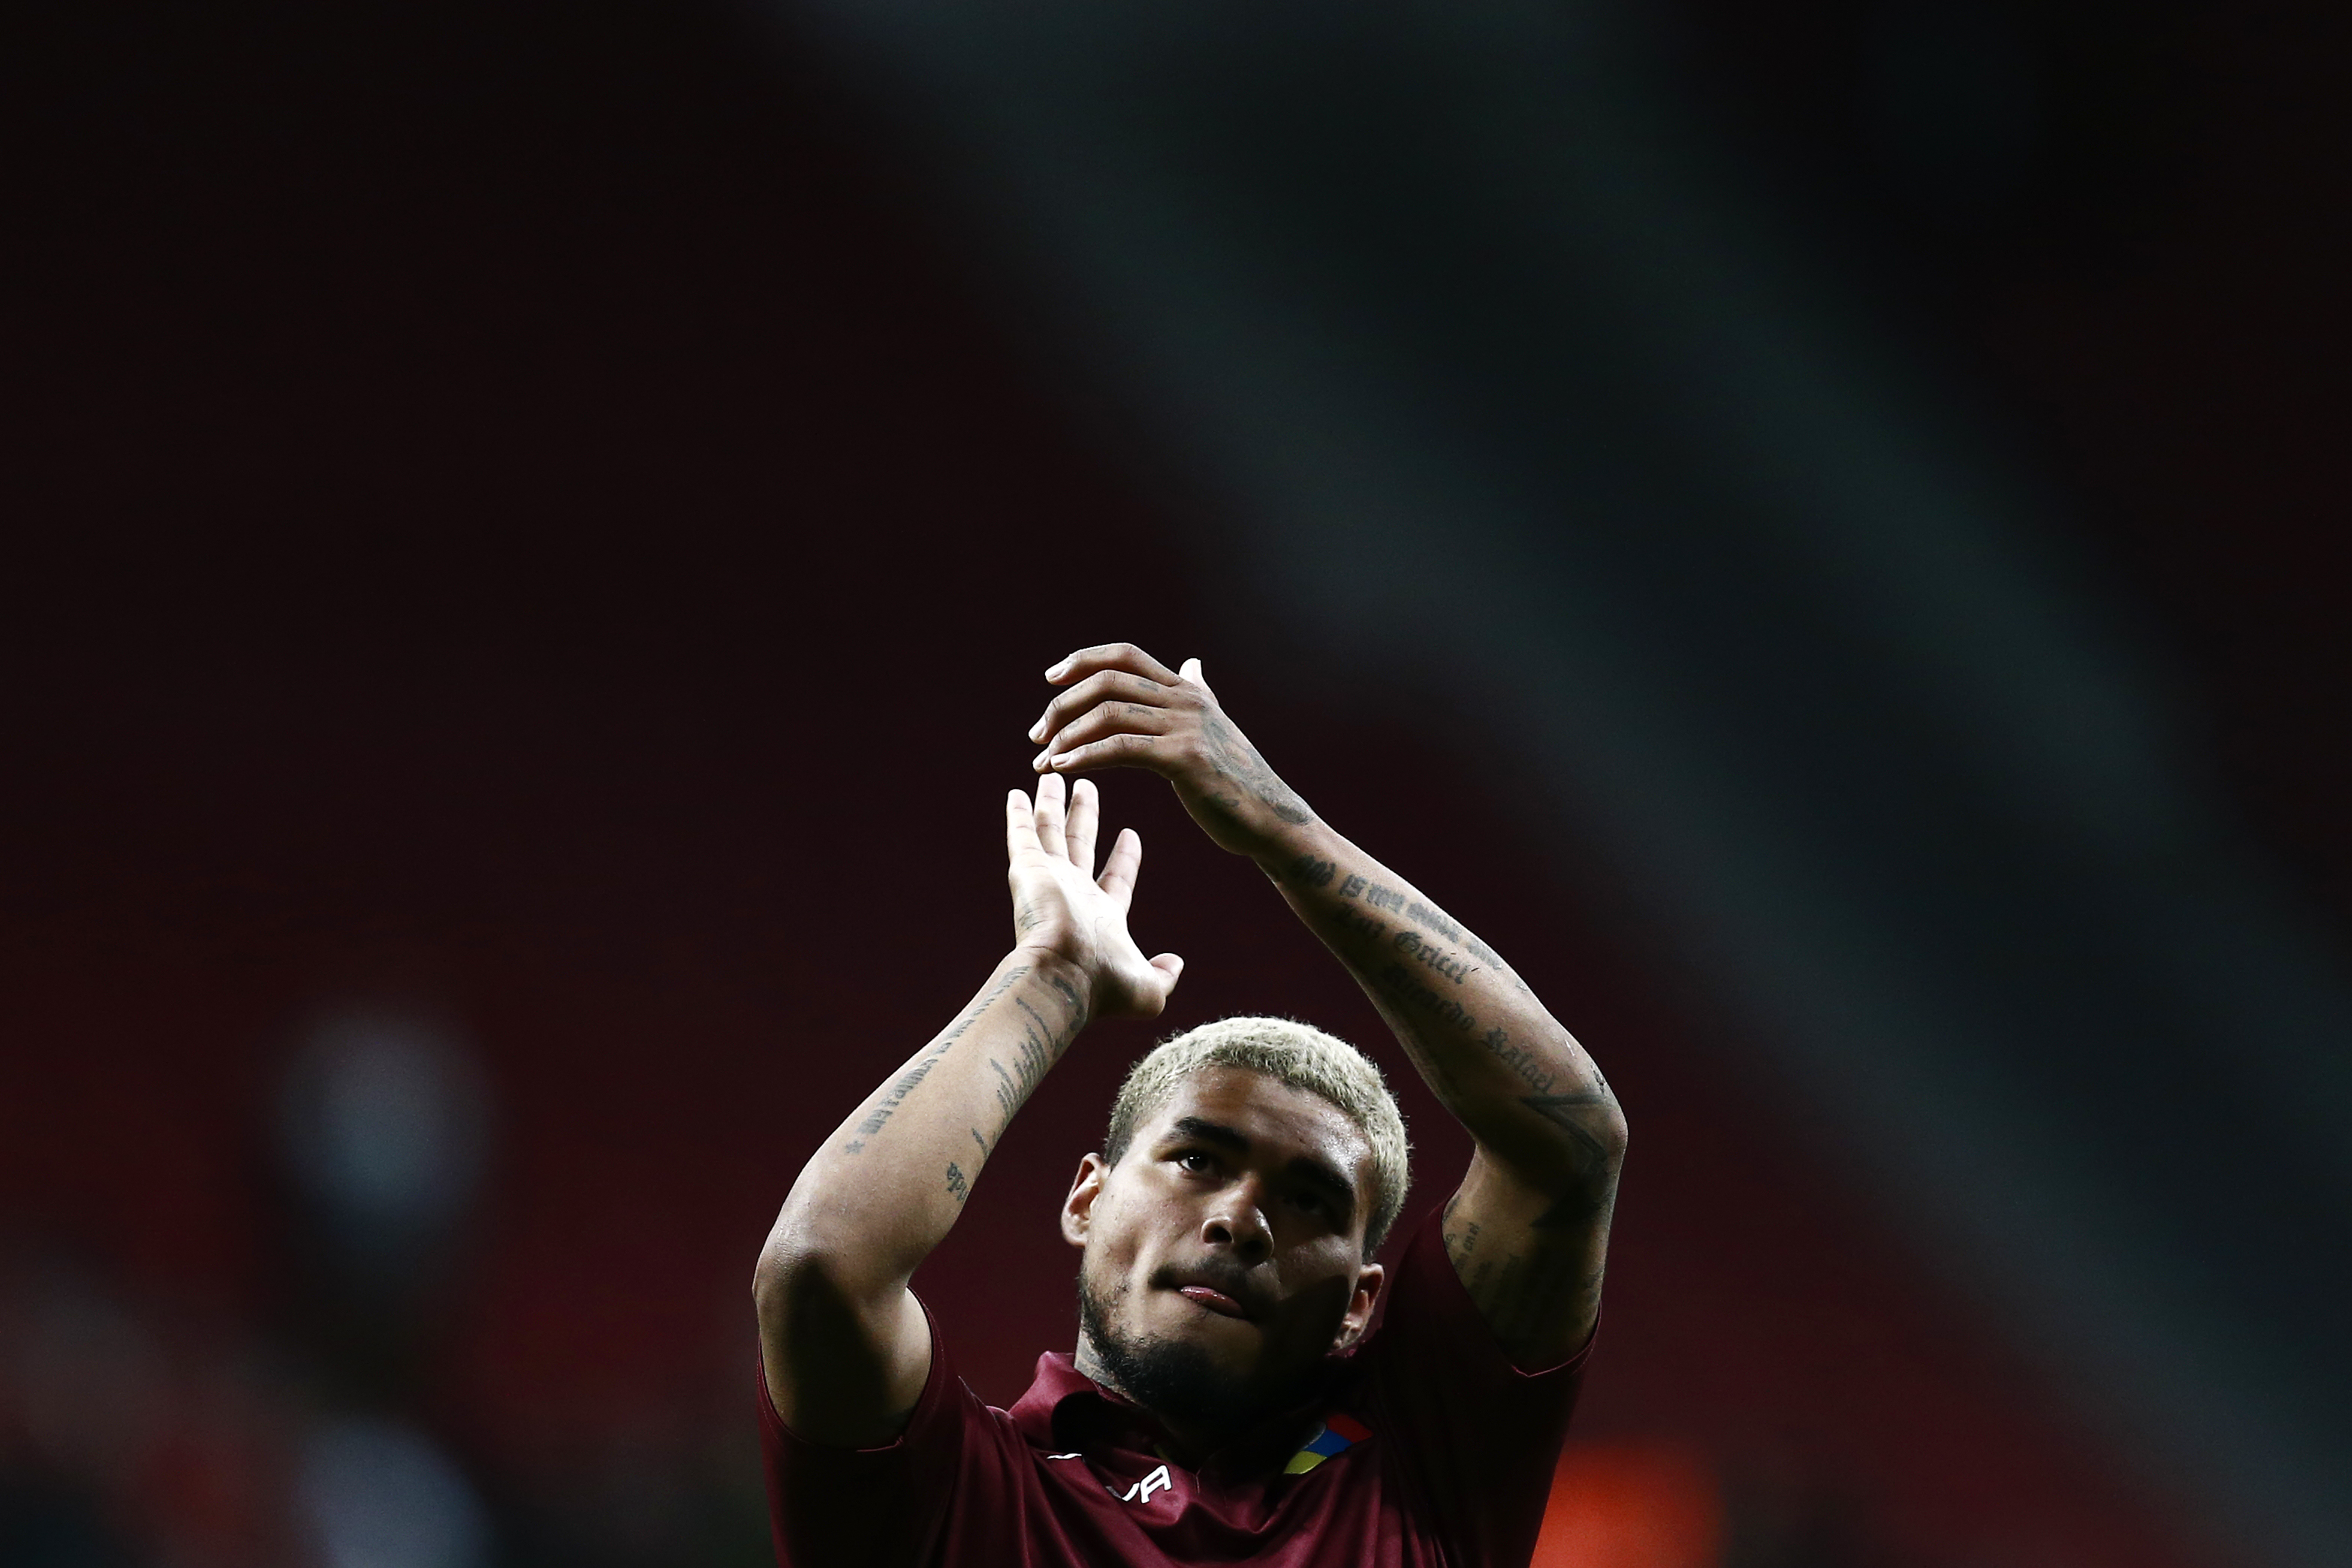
[1179,656,1208,690]
[1151,952,1185,984]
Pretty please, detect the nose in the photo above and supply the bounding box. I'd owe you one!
[1200,1175,1273,1262]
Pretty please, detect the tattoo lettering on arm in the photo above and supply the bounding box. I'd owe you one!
[1397,898,1505,973]
[945,1162,969,1203]
[1483,1026,1559,1096]
[1393,929,1476,984]
[1442,1207,1483,1273]
[1377,963,1478,1035]
[1375,943,1619,1224]
[845,964,1033,1152]
[980,976,1091,1140]
[1338,877,1507,968]
[1285,852,1336,889]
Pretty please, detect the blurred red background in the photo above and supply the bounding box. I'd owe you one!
[4,2,2347,1566]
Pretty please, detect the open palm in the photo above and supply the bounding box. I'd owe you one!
[1005,774,1183,1020]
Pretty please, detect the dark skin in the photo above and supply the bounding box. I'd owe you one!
[755,645,1624,1459]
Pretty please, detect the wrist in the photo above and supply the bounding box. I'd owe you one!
[1008,944,1098,999]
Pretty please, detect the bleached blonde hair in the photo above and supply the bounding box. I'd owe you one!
[1102,1016,1411,1257]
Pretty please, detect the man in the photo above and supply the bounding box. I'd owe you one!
[754,643,1627,1568]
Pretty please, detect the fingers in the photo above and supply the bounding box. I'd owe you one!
[1040,732,1164,777]
[1065,778,1101,878]
[1035,695,1175,772]
[1032,771,1069,862]
[1029,668,1174,749]
[1097,825,1142,914]
[1043,642,1183,690]
[1005,787,1043,861]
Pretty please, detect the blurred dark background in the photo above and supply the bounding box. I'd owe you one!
[1,2,2347,1567]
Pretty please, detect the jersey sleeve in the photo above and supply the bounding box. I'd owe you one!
[756,1297,993,1568]
[1360,1204,1593,1568]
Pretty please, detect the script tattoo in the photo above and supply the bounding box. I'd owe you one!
[1442,1210,1483,1272]
[1484,1026,1558,1096]
[846,964,1032,1152]
[1378,963,1478,1035]
[945,1162,969,1204]
[1393,929,1474,984]
[1338,876,1508,973]
[983,973,1090,1136]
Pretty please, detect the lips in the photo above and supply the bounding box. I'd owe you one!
[1177,1284,1251,1319]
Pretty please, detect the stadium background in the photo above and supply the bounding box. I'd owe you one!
[4,3,2348,1566]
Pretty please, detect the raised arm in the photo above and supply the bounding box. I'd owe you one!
[753,776,1182,1445]
[1028,645,1625,1367]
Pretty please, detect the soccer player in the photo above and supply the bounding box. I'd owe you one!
[754,643,1626,1568]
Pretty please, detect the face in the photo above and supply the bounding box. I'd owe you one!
[1062,1068,1385,1435]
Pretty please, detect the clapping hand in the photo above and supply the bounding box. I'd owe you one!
[1005,773,1183,1020]
[1026,643,1312,859]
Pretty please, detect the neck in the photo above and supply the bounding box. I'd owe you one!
[1073,1332,1249,1467]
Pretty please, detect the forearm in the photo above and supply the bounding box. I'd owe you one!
[761,949,1089,1296]
[1261,821,1625,1201]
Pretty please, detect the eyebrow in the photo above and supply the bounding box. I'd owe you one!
[1166,1115,1359,1221]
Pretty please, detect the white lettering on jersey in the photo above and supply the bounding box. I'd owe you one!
[1114,1463,1173,1505]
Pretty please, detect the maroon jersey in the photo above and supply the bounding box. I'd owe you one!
[759,1206,1590,1568]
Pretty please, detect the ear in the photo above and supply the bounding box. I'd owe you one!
[1061,1152,1110,1249]
[1332,1263,1385,1353]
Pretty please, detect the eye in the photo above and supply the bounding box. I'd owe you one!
[1175,1149,1213,1174]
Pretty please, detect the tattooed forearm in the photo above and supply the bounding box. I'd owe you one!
[1393,928,1474,984]
[979,977,1090,1135]
[1284,851,1336,889]
[1379,962,1479,1035]
[1337,875,1505,971]
[845,964,1034,1151]
[1372,923,1621,1208]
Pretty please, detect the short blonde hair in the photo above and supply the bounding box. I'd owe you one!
[1102,1016,1411,1256]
